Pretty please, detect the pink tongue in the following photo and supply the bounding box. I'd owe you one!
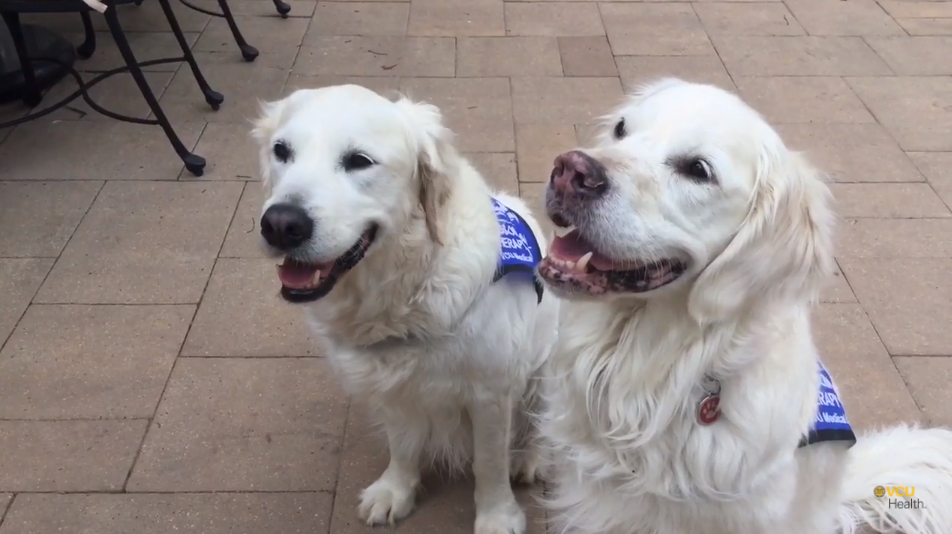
[277,261,323,289]
[549,230,618,270]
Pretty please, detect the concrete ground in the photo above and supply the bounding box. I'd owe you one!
[1,0,951,531]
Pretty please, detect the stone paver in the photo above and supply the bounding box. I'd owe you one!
[1,0,951,531]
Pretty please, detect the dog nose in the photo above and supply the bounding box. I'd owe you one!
[260,203,313,250]
[550,150,608,199]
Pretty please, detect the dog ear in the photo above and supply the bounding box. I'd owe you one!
[393,96,457,245]
[687,150,836,324]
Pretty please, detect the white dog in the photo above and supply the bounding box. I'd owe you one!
[251,85,558,534]
[535,78,952,534]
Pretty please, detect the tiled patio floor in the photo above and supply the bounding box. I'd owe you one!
[1,0,951,532]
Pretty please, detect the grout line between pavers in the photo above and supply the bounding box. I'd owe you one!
[325,397,353,534]
[0,493,14,529]
[0,181,106,355]
[3,489,336,496]
[0,417,152,422]
[119,180,246,492]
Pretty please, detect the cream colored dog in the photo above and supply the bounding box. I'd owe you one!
[251,85,558,534]
[536,78,952,534]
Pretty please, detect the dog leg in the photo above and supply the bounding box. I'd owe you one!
[358,419,422,526]
[471,393,527,534]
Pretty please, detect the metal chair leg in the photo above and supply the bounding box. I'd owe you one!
[273,0,290,18]
[77,10,96,58]
[155,0,224,110]
[215,0,259,61]
[1,11,43,107]
[101,5,206,176]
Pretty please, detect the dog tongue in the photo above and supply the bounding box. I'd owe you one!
[549,229,626,271]
[277,259,330,289]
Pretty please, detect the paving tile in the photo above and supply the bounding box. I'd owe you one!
[399,77,514,152]
[182,259,323,357]
[36,72,174,123]
[839,258,952,356]
[457,37,563,77]
[600,3,715,55]
[847,76,952,152]
[180,123,259,181]
[159,54,290,124]
[829,183,951,218]
[735,77,875,124]
[907,151,952,206]
[821,262,857,303]
[0,493,330,534]
[776,123,924,183]
[0,181,102,258]
[574,122,602,147]
[878,1,952,18]
[516,124,578,184]
[127,358,348,492]
[409,0,504,37]
[283,75,401,98]
[511,77,624,125]
[557,37,617,77]
[0,304,193,420]
[504,3,604,36]
[894,357,952,427]
[783,0,904,36]
[195,16,310,68]
[0,120,204,181]
[865,37,952,75]
[0,260,53,349]
[61,31,200,73]
[0,420,147,492]
[35,181,243,304]
[465,153,519,194]
[310,2,410,37]
[294,36,455,77]
[221,183,266,258]
[895,17,952,35]
[692,2,804,36]
[615,55,736,94]
[226,0,318,17]
[836,219,952,258]
[812,303,922,431]
[714,36,891,76]
[330,410,547,534]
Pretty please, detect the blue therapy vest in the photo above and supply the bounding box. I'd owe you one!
[798,360,856,448]
[491,198,544,304]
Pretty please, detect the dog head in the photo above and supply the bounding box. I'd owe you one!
[251,84,456,303]
[539,78,835,322]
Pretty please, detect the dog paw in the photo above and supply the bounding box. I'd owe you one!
[357,476,417,526]
[474,502,527,534]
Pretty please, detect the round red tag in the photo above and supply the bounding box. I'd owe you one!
[697,395,720,425]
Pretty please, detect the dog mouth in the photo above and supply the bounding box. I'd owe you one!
[538,226,687,296]
[275,224,379,303]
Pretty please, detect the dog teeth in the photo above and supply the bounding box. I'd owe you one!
[576,252,593,272]
[554,225,576,238]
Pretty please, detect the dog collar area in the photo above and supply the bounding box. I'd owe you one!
[696,360,857,449]
[491,197,544,304]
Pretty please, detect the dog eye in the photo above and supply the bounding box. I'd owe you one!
[273,140,292,163]
[342,152,376,172]
[613,118,626,139]
[680,158,714,182]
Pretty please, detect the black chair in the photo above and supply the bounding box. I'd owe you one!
[0,0,224,176]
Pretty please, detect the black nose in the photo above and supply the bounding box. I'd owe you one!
[260,203,313,251]
[550,150,609,200]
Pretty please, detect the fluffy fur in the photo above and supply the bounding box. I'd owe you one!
[536,78,952,534]
[252,85,558,533]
